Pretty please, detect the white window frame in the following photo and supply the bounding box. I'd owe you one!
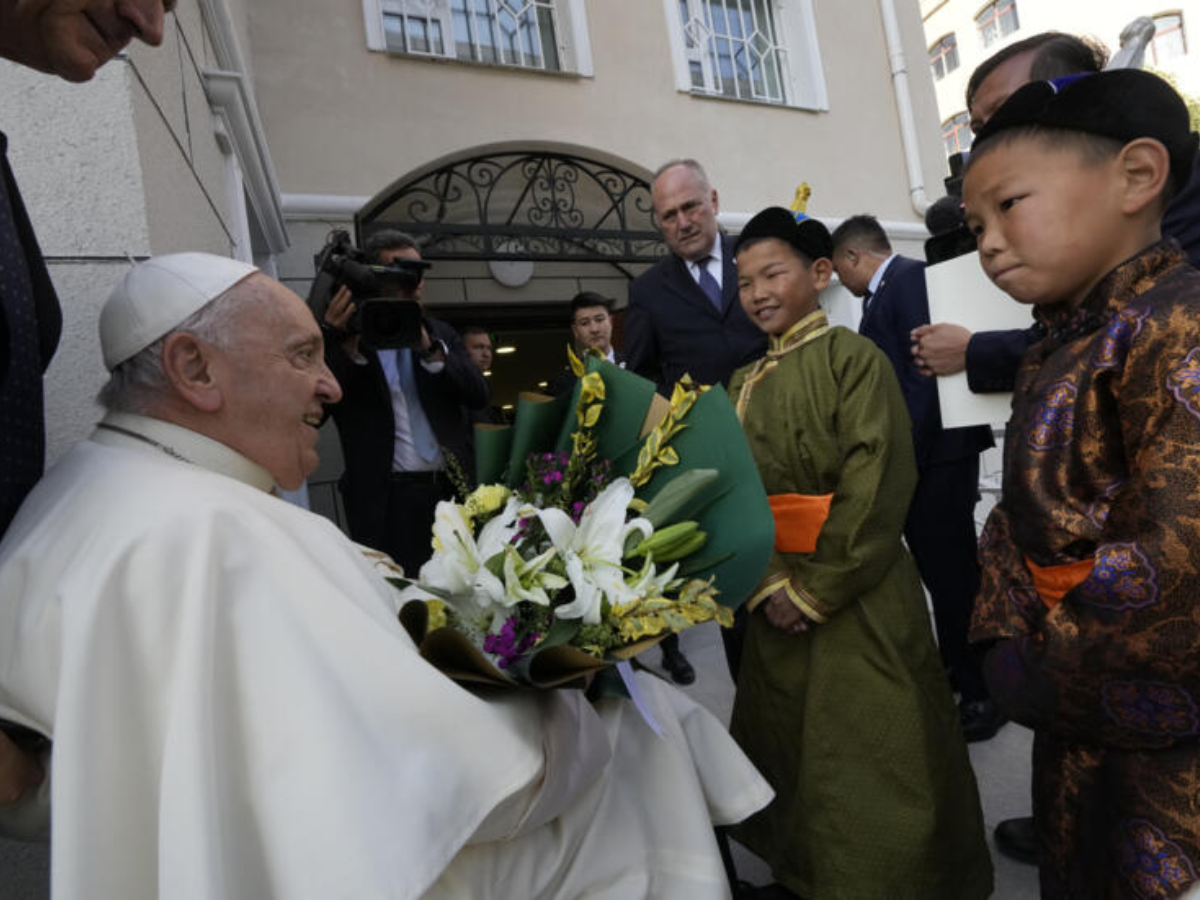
[663,0,827,111]
[363,0,593,76]
[928,32,959,81]
[1150,11,1188,65]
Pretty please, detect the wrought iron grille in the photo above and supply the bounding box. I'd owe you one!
[678,0,790,104]
[359,150,666,263]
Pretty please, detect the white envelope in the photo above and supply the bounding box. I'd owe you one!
[925,252,1034,428]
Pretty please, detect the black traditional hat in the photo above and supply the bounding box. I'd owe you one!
[973,69,1199,192]
[734,207,833,261]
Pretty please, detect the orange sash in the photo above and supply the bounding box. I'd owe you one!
[768,493,833,554]
[1024,555,1094,609]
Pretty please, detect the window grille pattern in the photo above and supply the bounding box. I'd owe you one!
[384,0,561,71]
[929,33,959,80]
[976,0,1019,49]
[677,0,790,104]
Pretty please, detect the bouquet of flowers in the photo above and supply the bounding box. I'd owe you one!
[392,351,774,689]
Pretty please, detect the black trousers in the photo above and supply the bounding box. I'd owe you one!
[904,454,989,702]
[383,470,453,577]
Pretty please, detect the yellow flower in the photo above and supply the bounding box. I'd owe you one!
[464,483,511,519]
[426,599,447,630]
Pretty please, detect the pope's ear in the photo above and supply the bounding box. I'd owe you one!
[161,332,223,413]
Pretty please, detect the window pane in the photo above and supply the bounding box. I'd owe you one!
[1152,14,1187,63]
[684,0,787,103]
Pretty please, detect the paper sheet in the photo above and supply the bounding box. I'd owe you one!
[925,252,1034,428]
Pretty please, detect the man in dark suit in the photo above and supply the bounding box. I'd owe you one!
[831,215,1000,742]
[322,231,488,575]
[547,291,623,397]
[624,160,767,685]
[624,159,766,397]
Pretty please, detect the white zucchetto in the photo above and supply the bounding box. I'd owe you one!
[100,252,259,370]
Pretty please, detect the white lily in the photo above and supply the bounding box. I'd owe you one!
[625,555,681,599]
[499,545,568,608]
[407,497,522,612]
[537,478,652,624]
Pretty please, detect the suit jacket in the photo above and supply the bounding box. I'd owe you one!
[624,234,766,395]
[858,255,992,467]
[965,325,1041,394]
[546,351,625,398]
[325,317,488,547]
[0,129,61,539]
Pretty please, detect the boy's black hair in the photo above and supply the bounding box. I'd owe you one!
[966,31,1108,113]
[970,71,1199,200]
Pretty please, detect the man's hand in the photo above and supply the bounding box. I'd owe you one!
[0,730,42,807]
[324,286,361,357]
[418,326,446,364]
[911,323,972,377]
[764,589,812,636]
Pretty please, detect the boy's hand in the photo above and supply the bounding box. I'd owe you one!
[764,589,812,635]
[911,323,971,377]
[0,730,43,806]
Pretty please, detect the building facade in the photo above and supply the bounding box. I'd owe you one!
[2,0,952,505]
[921,0,1200,157]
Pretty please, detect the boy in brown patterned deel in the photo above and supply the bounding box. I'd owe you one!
[964,69,1200,899]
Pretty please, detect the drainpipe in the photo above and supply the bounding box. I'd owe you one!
[879,0,931,217]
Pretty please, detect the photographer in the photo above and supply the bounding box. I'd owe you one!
[321,230,488,575]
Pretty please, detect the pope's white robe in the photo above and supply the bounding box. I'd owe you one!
[0,413,771,899]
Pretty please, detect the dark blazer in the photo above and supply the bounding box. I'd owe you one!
[965,325,1041,394]
[546,351,625,398]
[0,130,62,538]
[623,234,766,395]
[858,255,992,467]
[325,317,488,547]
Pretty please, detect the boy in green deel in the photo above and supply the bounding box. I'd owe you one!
[964,69,1200,897]
[727,208,991,900]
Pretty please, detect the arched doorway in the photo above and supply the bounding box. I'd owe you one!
[355,143,666,409]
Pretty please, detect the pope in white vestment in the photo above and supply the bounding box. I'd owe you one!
[0,253,772,899]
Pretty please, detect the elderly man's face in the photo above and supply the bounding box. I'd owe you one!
[212,276,342,490]
[652,164,721,263]
[0,0,174,83]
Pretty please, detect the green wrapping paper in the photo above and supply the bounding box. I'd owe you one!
[475,356,774,612]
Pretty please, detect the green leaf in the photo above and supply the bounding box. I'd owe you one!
[484,551,506,580]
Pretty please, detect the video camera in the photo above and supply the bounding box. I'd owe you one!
[307,229,431,349]
[925,152,978,265]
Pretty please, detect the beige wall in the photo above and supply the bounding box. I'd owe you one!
[246,0,949,224]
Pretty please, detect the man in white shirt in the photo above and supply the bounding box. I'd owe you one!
[0,252,772,898]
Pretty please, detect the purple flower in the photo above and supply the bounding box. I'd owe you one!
[482,616,540,669]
